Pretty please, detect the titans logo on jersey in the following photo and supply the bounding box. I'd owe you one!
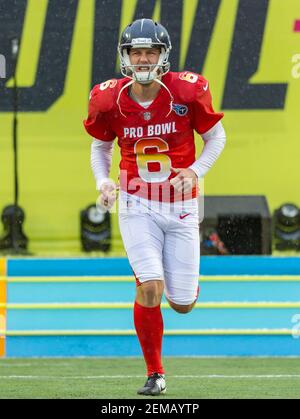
[172,104,188,116]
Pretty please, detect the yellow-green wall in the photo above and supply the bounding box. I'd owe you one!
[0,0,300,255]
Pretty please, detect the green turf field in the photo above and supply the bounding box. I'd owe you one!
[0,357,300,399]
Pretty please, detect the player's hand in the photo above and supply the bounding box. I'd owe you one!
[170,167,198,193]
[97,180,119,211]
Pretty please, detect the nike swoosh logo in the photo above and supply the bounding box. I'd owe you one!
[180,213,191,220]
[203,82,209,91]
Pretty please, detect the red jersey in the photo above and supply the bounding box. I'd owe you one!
[84,71,223,202]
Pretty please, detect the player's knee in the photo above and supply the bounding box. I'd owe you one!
[137,280,164,307]
[175,304,194,314]
[168,300,195,314]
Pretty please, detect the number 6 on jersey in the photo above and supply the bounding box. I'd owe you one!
[134,137,171,183]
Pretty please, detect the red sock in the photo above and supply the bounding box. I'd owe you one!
[134,301,165,376]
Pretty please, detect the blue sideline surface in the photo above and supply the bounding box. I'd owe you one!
[6,256,300,276]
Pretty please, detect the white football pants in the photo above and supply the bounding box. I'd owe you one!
[118,191,200,305]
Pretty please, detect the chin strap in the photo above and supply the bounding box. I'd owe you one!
[116,75,174,118]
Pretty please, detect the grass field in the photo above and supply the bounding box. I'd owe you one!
[0,357,300,399]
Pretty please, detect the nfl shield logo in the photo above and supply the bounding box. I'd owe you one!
[143,112,151,121]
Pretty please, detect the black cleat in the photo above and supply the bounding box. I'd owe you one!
[137,373,166,396]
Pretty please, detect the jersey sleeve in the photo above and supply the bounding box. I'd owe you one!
[190,77,224,135]
[83,84,116,141]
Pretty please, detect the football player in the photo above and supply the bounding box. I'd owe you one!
[84,18,226,396]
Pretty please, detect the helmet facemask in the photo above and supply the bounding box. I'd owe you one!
[119,43,171,84]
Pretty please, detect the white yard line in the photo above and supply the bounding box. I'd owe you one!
[1,375,300,379]
[0,363,73,367]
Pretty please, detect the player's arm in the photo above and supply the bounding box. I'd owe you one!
[91,139,118,210]
[189,120,226,179]
[84,84,118,210]
[188,76,226,179]
[170,75,226,193]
